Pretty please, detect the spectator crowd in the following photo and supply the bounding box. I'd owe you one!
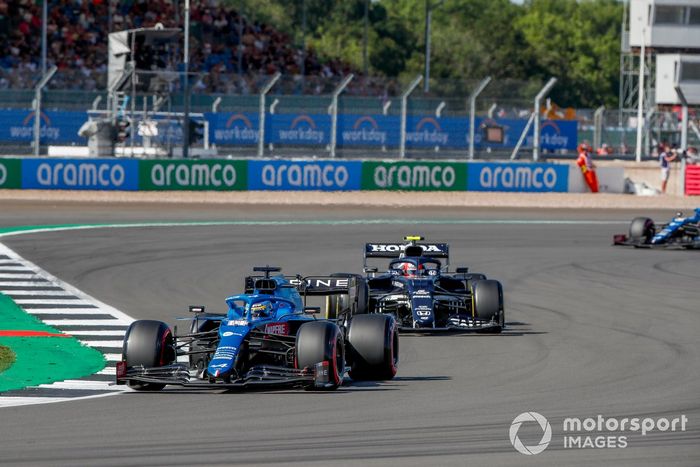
[0,0,359,94]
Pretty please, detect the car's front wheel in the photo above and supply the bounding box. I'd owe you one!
[122,320,175,391]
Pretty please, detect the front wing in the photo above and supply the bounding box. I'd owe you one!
[116,362,336,390]
[613,234,700,249]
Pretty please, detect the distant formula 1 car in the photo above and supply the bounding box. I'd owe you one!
[116,267,398,391]
[613,208,700,249]
[327,236,505,333]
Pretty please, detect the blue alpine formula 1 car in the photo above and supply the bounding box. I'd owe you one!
[116,267,398,391]
[327,236,505,333]
[613,208,700,249]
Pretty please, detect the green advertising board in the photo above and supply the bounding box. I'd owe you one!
[361,161,467,191]
[139,159,247,191]
[0,158,21,189]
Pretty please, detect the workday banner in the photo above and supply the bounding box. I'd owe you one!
[467,162,568,192]
[0,158,21,189]
[207,112,260,145]
[0,110,84,144]
[139,160,247,191]
[248,160,361,191]
[21,158,138,190]
[362,161,467,191]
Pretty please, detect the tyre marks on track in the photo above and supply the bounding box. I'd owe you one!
[0,246,134,407]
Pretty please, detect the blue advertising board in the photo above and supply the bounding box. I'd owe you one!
[0,108,577,153]
[267,114,331,146]
[248,159,362,191]
[467,162,569,192]
[21,158,139,190]
[0,110,85,144]
[206,112,260,145]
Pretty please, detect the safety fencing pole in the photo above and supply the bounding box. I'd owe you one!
[593,105,605,151]
[510,113,535,160]
[533,77,557,162]
[33,65,57,157]
[400,75,423,159]
[468,76,491,160]
[329,74,354,158]
[675,85,689,196]
[258,72,281,157]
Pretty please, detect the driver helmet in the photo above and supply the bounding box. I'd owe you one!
[250,301,272,319]
[400,262,423,276]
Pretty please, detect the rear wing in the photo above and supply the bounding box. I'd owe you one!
[364,242,449,259]
[364,242,450,272]
[244,275,357,296]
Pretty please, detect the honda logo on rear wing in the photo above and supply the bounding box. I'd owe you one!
[364,243,450,259]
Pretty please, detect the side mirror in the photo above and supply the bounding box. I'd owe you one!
[303,306,321,314]
[189,305,205,313]
[456,267,469,274]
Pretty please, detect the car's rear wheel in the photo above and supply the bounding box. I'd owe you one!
[472,280,504,334]
[629,217,655,243]
[347,314,398,381]
[296,321,344,390]
[122,320,175,391]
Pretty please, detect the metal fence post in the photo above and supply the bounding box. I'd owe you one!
[400,75,423,159]
[675,85,689,196]
[33,65,57,157]
[533,77,557,162]
[329,74,354,158]
[593,105,605,151]
[258,72,281,157]
[468,76,491,160]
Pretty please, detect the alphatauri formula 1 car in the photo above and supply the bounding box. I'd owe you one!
[613,208,700,249]
[117,267,398,391]
[327,236,505,333]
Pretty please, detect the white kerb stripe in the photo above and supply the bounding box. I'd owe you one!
[43,319,131,327]
[36,380,125,391]
[25,308,112,315]
[97,367,116,375]
[14,299,89,305]
[79,340,124,348]
[2,290,73,296]
[104,353,122,361]
[68,330,126,336]
[0,266,32,271]
[0,273,38,279]
[0,281,53,287]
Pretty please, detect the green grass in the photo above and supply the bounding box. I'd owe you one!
[0,345,15,373]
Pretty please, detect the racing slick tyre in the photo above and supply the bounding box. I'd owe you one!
[347,314,398,381]
[122,320,175,391]
[296,321,344,390]
[472,280,504,334]
[629,217,655,243]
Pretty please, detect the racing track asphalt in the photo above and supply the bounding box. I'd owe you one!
[0,201,698,466]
